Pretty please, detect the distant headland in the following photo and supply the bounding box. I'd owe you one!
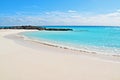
[0,25,73,31]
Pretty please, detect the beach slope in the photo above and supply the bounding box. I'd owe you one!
[0,30,120,80]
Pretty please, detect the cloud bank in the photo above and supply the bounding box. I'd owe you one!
[0,10,120,26]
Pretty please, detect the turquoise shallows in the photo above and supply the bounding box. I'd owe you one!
[23,26,120,55]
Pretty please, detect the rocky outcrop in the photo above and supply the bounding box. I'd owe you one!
[0,25,73,31]
[45,28,73,31]
[0,25,45,30]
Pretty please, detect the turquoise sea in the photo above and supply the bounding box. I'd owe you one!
[22,26,120,55]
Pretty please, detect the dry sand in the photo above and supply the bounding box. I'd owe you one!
[0,29,120,80]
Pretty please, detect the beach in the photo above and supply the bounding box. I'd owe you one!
[0,29,120,80]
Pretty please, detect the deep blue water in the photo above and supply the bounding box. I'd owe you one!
[21,26,120,55]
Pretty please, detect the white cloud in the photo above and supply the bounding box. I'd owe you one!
[68,10,77,13]
[117,9,120,12]
[1,10,120,26]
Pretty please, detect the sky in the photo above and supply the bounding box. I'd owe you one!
[0,0,120,26]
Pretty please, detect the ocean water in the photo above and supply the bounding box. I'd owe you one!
[22,26,120,55]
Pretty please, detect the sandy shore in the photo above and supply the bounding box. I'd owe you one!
[0,29,120,80]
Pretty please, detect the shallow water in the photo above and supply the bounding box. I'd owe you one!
[23,26,120,55]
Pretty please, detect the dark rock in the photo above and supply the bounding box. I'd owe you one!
[0,25,73,31]
[45,28,73,31]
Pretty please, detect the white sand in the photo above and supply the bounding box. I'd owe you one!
[0,29,120,80]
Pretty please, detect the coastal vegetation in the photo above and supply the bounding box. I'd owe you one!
[0,25,73,31]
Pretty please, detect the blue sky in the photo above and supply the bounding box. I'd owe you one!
[0,0,120,26]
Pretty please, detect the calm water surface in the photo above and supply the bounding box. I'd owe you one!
[22,26,120,55]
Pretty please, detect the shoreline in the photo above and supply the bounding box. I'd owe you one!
[19,30,120,62]
[19,30,120,56]
[1,29,120,80]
